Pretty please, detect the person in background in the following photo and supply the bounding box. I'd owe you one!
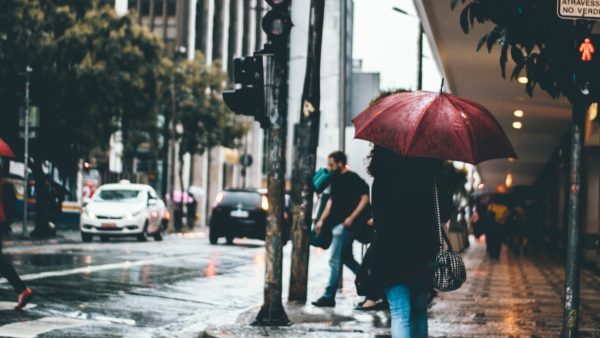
[312,151,370,308]
[0,169,33,310]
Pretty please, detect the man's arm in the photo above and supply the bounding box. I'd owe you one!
[344,194,369,228]
[315,198,332,234]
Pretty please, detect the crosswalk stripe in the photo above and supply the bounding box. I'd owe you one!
[0,254,196,284]
[0,317,96,338]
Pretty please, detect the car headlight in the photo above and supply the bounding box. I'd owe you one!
[125,210,144,220]
[84,209,96,220]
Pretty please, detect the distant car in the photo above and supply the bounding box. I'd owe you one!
[209,188,290,245]
[80,180,168,242]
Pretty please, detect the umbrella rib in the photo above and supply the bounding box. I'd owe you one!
[403,94,438,155]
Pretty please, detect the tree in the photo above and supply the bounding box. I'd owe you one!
[451,0,597,103]
[0,1,164,237]
[288,0,326,303]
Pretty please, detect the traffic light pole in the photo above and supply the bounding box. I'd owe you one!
[289,0,325,303]
[561,99,586,338]
[253,53,291,326]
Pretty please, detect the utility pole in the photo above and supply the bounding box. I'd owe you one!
[22,66,32,238]
[561,99,586,337]
[417,25,423,90]
[560,34,600,337]
[223,0,292,325]
[289,0,325,303]
[253,53,291,326]
[338,0,347,151]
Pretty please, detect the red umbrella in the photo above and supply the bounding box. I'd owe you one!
[352,90,517,164]
[0,139,15,158]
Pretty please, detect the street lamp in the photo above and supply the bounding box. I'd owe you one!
[392,6,424,90]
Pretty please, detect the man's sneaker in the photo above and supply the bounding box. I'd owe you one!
[15,288,33,310]
[311,297,335,308]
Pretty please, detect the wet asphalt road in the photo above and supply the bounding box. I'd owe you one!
[0,231,269,338]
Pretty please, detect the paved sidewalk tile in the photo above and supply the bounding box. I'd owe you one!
[205,240,600,338]
[429,241,600,337]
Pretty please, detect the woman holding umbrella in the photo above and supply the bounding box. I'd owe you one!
[353,86,516,337]
[0,139,33,310]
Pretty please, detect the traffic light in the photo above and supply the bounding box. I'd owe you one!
[261,0,292,54]
[223,56,269,128]
[575,34,600,100]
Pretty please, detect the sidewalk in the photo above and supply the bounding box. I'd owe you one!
[203,239,600,338]
[2,223,81,248]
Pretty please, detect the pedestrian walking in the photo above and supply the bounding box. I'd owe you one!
[358,146,453,338]
[312,151,370,308]
[0,169,33,310]
[484,198,507,260]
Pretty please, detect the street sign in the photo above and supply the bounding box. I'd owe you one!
[558,0,600,20]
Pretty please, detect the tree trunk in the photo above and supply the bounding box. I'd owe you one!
[176,153,185,231]
[242,0,252,55]
[212,0,226,62]
[252,54,290,326]
[288,0,325,303]
[195,0,210,56]
[32,159,53,238]
[227,0,240,80]
[254,0,264,52]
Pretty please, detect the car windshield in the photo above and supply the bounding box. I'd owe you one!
[94,189,144,202]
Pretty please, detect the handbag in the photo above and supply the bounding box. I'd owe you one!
[309,194,333,249]
[355,243,378,296]
[431,178,466,292]
[312,168,333,194]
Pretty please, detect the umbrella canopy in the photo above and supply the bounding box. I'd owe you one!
[0,139,15,158]
[352,91,517,164]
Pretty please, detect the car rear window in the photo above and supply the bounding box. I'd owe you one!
[221,191,261,207]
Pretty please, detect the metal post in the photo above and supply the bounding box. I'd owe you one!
[417,25,423,90]
[338,0,347,151]
[561,100,586,337]
[253,53,290,326]
[22,66,32,238]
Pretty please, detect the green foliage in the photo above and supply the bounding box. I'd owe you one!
[451,0,597,103]
[0,0,164,176]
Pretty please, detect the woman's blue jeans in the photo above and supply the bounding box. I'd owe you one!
[385,283,429,338]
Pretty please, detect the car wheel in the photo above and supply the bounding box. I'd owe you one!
[226,236,235,245]
[100,235,110,243]
[209,225,219,245]
[81,233,93,243]
[137,222,148,242]
[153,232,163,241]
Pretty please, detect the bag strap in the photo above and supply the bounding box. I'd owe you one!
[433,177,453,252]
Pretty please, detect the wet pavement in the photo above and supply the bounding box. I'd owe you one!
[0,231,600,337]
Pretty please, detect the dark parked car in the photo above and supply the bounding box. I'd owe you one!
[209,188,290,245]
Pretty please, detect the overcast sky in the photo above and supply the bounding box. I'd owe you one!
[353,0,443,92]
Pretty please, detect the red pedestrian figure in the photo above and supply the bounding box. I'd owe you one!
[580,38,595,62]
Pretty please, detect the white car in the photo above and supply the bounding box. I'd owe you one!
[80,181,168,242]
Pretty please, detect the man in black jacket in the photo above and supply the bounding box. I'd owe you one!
[312,151,370,307]
[0,170,33,310]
